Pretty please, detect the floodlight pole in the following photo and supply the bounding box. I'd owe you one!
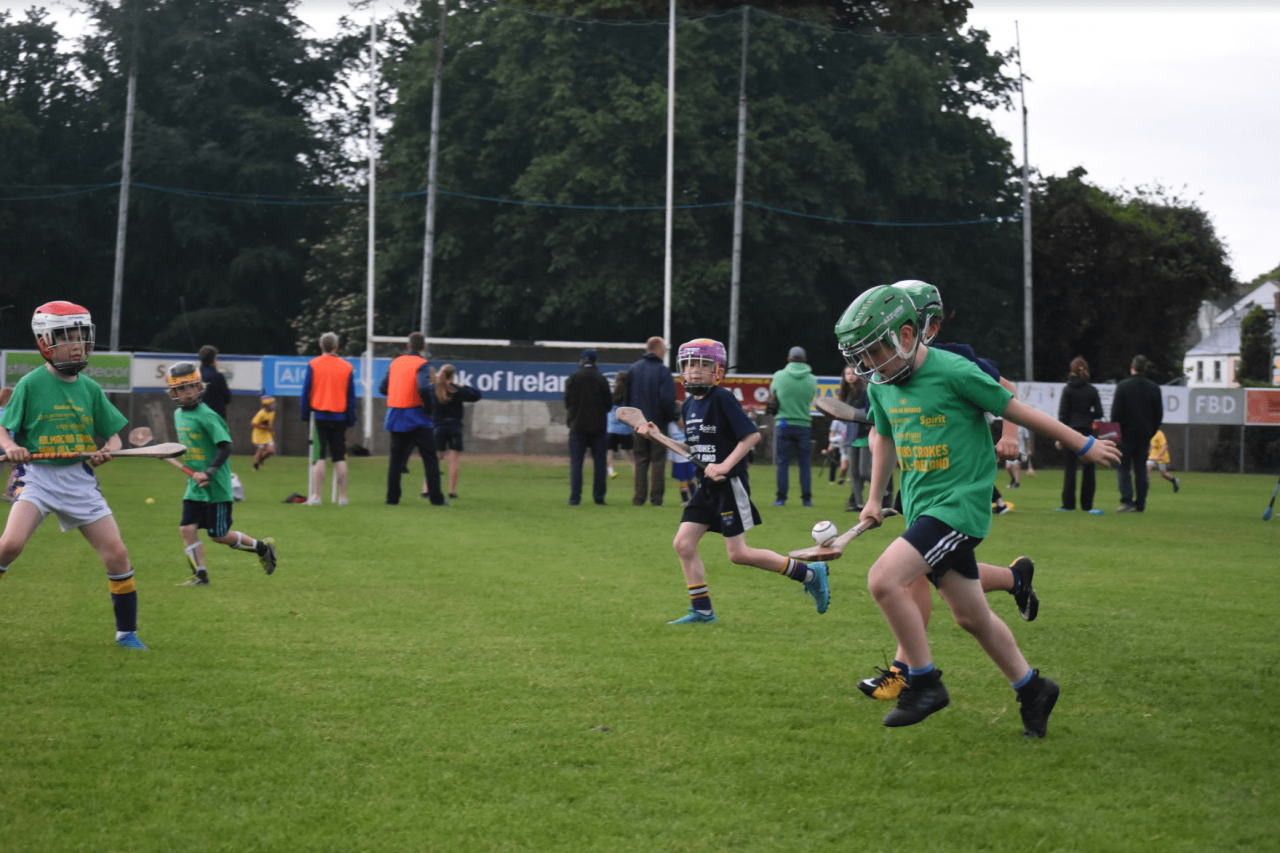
[1017,22,1033,381]
[420,0,447,338]
[727,6,749,373]
[110,3,140,352]
[364,7,378,448]
[663,0,675,366]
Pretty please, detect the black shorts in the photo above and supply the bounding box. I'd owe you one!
[608,433,633,452]
[900,515,982,587]
[435,422,464,453]
[315,419,347,463]
[180,500,232,537]
[679,475,761,538]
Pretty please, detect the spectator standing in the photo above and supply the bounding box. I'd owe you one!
[198,345,232,423]
[606,370,633,480]
[432,364,481,499]
[628,337,679,506]
[300,332,357,506]
[564,349,613,506]
[1054,356,1104,513]
[1111,354,1164,513]
[769,346,818,507]
[379,332,447,506]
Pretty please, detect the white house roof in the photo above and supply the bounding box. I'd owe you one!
[1185,323,1241,357]
[1214,280,1279,325]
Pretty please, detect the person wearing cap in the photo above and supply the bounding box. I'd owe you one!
[301,331,357,505]
[379,332,447,506]
[768,346,818,507]
[250,394,276,471]
[564,348,613,506]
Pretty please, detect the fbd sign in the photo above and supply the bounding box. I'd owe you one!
[1189,389,1244,424]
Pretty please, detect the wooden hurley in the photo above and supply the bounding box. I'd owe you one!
[615,407,706,471]
[129,427,198,478]
[1,442,188,462]
[787,511,896,562]
[815,396,874,426]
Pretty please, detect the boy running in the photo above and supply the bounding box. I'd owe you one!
[632,338,830,624]
[0,301,147,649]
[837,285,1120,736]
[167,363,277,585]
[251,395,276,471]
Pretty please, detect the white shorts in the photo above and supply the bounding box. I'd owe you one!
[1147,460,1167,472]
[15,462,113,532]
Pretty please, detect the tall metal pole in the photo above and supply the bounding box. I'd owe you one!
[727,5,749,373]
[663,0,675,364]
[1017,22,1033,381]
[110,4,140,352]
[363,8,378,447]
[420,0,447,337]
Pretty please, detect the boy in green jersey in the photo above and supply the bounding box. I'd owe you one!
[837,285,1121,737]
[0,301,147,649]
[167,363,277,585]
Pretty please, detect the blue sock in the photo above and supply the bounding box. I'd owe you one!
[1009,567,1022,594]
[907,662,935,683]
[1011,668,1034,690]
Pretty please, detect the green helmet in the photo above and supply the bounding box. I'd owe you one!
[892,280,943,344]
[834,285,921,385]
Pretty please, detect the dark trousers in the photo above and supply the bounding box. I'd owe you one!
[387,427,444,505]
[1117,440,1151,511]
[775,423,812,501]
[569,430,608,504]
[632,433,667,506]
[1060,449,1097,511]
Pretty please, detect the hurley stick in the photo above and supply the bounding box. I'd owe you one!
[615,407,706,471]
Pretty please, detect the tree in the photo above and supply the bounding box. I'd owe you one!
[1029,167,1234,384]
[1238,304,1274,386]
[370,0,1021,374]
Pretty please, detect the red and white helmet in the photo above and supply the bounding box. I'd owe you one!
[32,301,95,376]
[677,338,727,397]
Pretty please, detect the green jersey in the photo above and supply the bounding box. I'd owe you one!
[174,403,233,503]
[868,347,1012,539]
[0,366,127,466]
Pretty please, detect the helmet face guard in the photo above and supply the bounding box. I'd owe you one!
[677,338,727,398]
[32,301,95,376]
[892,280,943,345]
[166,361,205,409]
[835,285,921,386]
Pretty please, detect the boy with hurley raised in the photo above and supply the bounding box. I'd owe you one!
[167,363,277,586]
[0,301,147,649]
[839,286,1120,737]
[632,338,830,624]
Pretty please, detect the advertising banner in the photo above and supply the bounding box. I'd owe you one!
[1189,389,1245,424]
[263,357,632,401]
[1245,388,1280,425]
[131,353,263,395]
[3,350,132,392]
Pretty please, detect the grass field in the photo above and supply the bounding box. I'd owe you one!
[1,454,1276,852]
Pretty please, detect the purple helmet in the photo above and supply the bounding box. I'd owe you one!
[677,338,727,397]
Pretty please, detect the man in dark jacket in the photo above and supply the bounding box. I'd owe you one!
[1111,354,1164,513]
[564,349,613,506]
[198,345,232,423]
[627,336,679,506]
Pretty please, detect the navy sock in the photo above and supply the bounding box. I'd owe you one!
[1009,567,1022,595]
[111,591,138,633]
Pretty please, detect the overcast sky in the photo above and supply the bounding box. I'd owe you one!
[12,0,1278,284]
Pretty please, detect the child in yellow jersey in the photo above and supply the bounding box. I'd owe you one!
[1146,428,1179,492]
[251,395,276,471]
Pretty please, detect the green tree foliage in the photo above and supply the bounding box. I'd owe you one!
[0,8,117,349]
[1237,304,1274,387]
[373,1,1021,373]
[1030,167,1234,384]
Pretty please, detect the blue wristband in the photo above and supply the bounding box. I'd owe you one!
[1076,435,1095,457]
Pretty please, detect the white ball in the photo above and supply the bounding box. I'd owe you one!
[811,520,837,547]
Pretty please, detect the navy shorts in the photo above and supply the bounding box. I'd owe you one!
[181,500,233,537]
[679,475,761,538]
[435,422,464,453]
[607,433,633,451]
[900,515,983,587]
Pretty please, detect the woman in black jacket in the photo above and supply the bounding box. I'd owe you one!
[429,364,482,499]
[1055,356,1104,512]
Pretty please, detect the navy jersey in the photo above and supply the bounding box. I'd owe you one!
[682,386,758,481]
[933,342,999,383]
